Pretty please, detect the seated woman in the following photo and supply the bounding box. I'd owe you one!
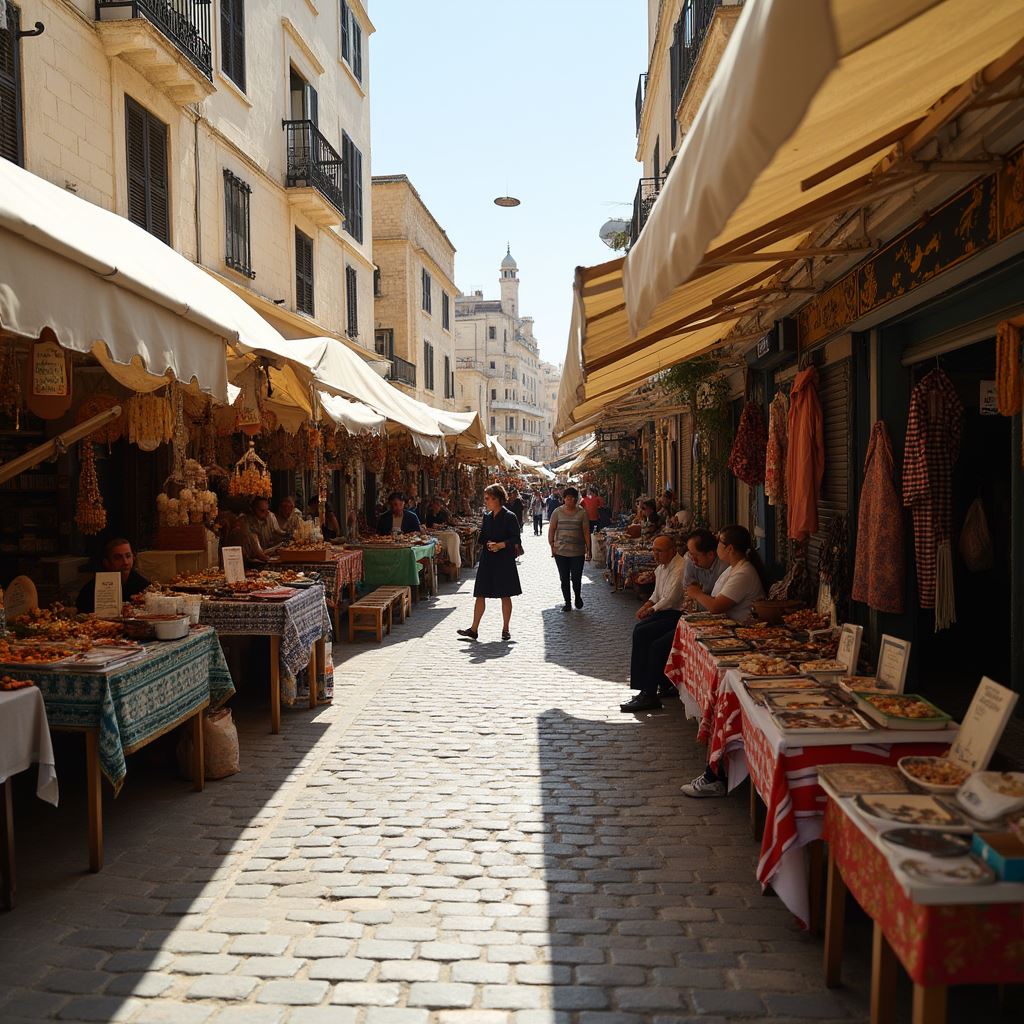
[218,511,271,566]
[639,499,662,540]
[684,523,767,623]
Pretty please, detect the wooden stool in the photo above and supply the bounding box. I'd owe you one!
[372,586,412,622]
[347,592,394,642]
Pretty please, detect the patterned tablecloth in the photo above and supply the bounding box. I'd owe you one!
[353,542,437,588]
[824,796,1024,986]
[285,551,364,607]
[11,627,233,791]
[199,585,331,705]
[604,532,655,585]
[664,620,725,742]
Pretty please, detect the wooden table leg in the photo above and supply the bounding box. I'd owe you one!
[85,729,103,873]
[824,848,846,987]
[348,579,356,605]
[269,635,281,735]
[315,637,328,704]
[912,985,947,1024]
[192,709,205,793]
[807,839,824,934]
[870,921,898,1024]
[1,777,15,909]
[308,640,318,709]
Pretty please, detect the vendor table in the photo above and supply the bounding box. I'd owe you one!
[665,619,724,743]
[603,532,655,589]
[283,550,363,637]
[822,788,1024,1024]
[11,627,231,872]
[427,529,463,576]
[1,687,58,908]
[199,584,330,732]
[352,541,437,594]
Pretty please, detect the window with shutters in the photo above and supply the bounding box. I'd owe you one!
[421,268,431,314]
[423,340,435,391]
[340,1,363,83]
[125,97,170,244]
[490,389,496,400]
[223,169,253,278]
[442,292,450,331]
[488,326,496,340]
[295,228,314,315]
[341,132,363,243]
[340,0,350,62]
[373,267,382,297]
[443,355,452,398]
[221,0,245,91]
[0,1,23,167]
[351,17,363,82]
[345,265,358,338]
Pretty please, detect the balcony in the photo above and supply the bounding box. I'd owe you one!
[671,1,743,134]
[282,119,345,228]
[490,399,540,416]
[457,358,485,371]
[635,72,647,135]
[386,354,416,388]
[628,177,662,248]
[95,1,214,104]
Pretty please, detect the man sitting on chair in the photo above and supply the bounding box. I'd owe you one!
[375,491,422,536]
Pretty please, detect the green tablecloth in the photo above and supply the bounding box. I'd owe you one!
[13,627,234,790]
[356,542,436,588]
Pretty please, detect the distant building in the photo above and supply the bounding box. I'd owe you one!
[454,249,545,459]
[536,360,562,462]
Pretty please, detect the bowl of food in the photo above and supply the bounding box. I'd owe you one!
[898,755,970,794]
[752,599,802,625]
[149,614,190,640]
[121,617,156,641]
[957,772,1024,821]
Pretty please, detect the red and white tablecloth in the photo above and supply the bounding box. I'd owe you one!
[664,620,725,740]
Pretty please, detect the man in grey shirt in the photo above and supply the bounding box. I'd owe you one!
[683,528,728,593]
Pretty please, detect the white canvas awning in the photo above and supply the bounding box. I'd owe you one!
[0,158,286,402]
[556,0,1024,438]
[486,435,517,471]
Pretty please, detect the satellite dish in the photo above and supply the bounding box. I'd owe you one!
[494,195,521,208]
[599,218,630,248]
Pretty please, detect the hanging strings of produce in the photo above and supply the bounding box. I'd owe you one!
[74,441,107,535]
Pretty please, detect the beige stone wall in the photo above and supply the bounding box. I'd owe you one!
[16,0,375,351]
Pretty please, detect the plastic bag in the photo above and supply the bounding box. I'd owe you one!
[176,707,240,781]
[959,497,993,573]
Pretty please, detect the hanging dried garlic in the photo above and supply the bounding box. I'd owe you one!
[126,394,173,451]
[75,442,107,535]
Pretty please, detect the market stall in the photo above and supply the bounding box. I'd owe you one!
[279,548,364,637]
[349,536,438,596]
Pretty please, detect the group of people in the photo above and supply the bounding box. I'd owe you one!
[372,491,454,535]
[217,495,341,566]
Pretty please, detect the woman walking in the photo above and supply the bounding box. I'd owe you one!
[548,486,591,610]
[457,484,522,641]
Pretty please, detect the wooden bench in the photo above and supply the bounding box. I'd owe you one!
[347,591,395,642]
[372,585,413,622]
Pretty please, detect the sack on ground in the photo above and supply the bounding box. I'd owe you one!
[959,497,993,572]
[176,707,240,781]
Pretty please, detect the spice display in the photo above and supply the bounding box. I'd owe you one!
[996,320,1022,416]
[74,442,107,535]
[157,459,218,526]
[126,393,173,451]
[727,400,767,486]
[228,443,272,498]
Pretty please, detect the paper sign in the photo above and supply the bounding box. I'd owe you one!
[837,623,863,674]
[4,575,37,620]
[876,634,911,693]
[93,571,123,619]
[949,677,1019,772]
[32,338,69,396]
[979,381,998,416]
[222,546,245,584]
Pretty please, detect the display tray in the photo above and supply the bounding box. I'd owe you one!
[763,690,844,711]
[817,763,910,796]
[854,793,968,830]
[899,856,997,886]
[249,587,299,600]
[853,691,953,730]
[275,548,331,562]
[700,638,751,654]
[772,707,869,734]
[879,827,972,857]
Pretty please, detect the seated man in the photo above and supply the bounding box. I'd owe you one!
[375,491,422,536]
[276,495,302,537]
[76,537,150,613]
[423,496,451,528]
[245,497,287,552]
[683,528,728,594]
[619,535,687,713]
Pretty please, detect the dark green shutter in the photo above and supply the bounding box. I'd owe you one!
[221,0,246,91]
[352,18,362,82]
[340,0,350,62]
[125,97,169,243]
[0,1,23,166]
[295,229,314,315]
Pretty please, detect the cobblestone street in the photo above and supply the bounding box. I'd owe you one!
[1,531,933,1024]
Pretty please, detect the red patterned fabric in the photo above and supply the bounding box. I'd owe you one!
[765,391,789,507]
[728,401,768,486]
[824,799,1024,985]
[664,620,726,741]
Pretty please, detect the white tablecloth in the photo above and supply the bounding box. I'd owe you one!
[0,687,58,805]
[428,529,462,569]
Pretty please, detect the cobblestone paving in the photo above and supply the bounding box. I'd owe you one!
[4,530,992,1023]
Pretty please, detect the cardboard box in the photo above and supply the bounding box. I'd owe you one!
[972,832,1024,882]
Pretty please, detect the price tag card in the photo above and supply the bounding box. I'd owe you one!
[836,623,863,674]
[93,572,123,619]
[949,677,1019,771]
[222,546,245,584]
[876,634,911,693]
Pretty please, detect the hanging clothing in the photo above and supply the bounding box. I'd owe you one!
[765,391,789,507]
[727,401,767,486]
[901,368,963,613]
[785,367,825,541]
[852,421,905,614]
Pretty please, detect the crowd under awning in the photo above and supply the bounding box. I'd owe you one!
[556,0,1024,439]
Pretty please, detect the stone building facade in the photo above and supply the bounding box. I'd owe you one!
[454,249,546,459]
[536,360,562,462]
[2,0,376,354]
[371,174,457,412]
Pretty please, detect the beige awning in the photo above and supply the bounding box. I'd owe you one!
[0,158,286,403]
[556,0,1024,439]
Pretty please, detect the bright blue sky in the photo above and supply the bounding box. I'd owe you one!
[369,1,647,367]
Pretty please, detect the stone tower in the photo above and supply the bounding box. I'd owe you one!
[499,244,519,318]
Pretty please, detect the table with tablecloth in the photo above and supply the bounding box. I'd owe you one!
[1,687,59,907]
[603,533,655,589]
[664,619,727,742]
[199,585,331,725]
[352,541,437,590]
[7,627,231,871]
[427,529,463,572]
[821,788,1024,1023]
[283,551,363,638]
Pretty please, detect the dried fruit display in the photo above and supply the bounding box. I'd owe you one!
[75,442,107,535]
[0,347,22,422]
[727,400,767,486]
[126,394,173,451]
[227,443,272,498]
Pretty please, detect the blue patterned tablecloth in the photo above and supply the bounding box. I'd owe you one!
[13,627,233,791]
[199,585,331,705]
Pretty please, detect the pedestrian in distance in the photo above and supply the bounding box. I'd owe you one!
[581,487,604,534]
[544,489,561,522]
[548,486,591,611]
[457,484,522,642]
[530,493,545,536]
[507,488,525,527]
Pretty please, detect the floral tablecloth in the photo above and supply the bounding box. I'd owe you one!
[285,551,364,607]
[13,627,233,790]
[604,532,655,586]
[352,542,437,588]
[824,796,1024,986]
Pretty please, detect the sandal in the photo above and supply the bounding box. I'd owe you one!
[501,629,511,641]
[456,628,478,640]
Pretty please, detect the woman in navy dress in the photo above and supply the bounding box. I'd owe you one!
[457,483,522,641]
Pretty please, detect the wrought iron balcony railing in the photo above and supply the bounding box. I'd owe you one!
[635,72,647,135]
[387,355,416,388]
[675,0,729,106]
[96,0,213,79]
[283,119,345,218]
[629,177,662,248]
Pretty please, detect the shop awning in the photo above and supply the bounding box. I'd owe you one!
[0,158,285,403]
[486,435,518,472]
[557,0,1024,439]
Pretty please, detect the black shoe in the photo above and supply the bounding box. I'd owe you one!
[456,628,478,640]
[574,594,583,609]
[619,693,662,713]
[561,601,571,611]
[658,684,676,697]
